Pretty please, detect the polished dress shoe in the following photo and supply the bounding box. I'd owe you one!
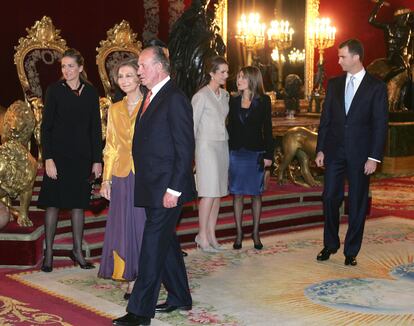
[155,302,192,313]
[345,256,357,266]
[112,313,150,325]
[316,247,337,261]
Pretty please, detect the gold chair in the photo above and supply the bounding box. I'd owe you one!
[14,16,68,161]
[96,20,142,101]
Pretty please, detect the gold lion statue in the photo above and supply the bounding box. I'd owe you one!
[277,126,320,187]
[0,100,37,227]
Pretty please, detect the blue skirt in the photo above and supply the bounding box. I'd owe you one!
[229,149,265,195]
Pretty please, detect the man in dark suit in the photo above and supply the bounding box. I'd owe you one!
[113,46,196,326]
[315,39,388,267]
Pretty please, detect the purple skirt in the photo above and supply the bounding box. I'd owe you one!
[98,172,146,281]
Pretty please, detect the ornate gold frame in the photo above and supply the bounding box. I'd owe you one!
[215,0,227,52]
[216,0,319,98]
[305,0,320,98]
[14,16,68,99]
[96,20,142,97]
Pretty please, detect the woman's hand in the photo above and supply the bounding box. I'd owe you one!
[91,163,102,179]
[45,159,58,179]
[264,159,272,168]
[100,182,111,200]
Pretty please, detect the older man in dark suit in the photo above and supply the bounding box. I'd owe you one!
[315,39,388,267]
[112,46,196,326]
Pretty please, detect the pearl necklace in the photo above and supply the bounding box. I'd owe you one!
[127,95,141,106]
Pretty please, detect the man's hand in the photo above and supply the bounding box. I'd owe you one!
[163,192,178,208]
[364,159,378,175]
[45,159,58,179]
[315,151,325,168]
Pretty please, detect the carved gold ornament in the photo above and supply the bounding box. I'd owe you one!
[14,16,68,99]
[96,20,142,98]
[0,101,37,227]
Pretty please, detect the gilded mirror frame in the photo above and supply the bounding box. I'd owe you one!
[215,0,319,98]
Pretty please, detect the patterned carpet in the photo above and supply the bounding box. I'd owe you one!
[370,176,414,217]
[7,216,414,326]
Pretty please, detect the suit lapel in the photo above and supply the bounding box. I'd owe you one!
[138,80,173,125]
[338,74,346,113]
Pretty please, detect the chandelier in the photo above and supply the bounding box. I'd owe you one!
[267,20,294,51]
[309,17,336,64]
[271,48,286,63]
[288,48,305,64]
[236,13,266,50]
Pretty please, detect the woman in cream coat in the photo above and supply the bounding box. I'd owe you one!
[192,56,229,252]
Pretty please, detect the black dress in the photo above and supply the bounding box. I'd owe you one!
[37,80,103,209]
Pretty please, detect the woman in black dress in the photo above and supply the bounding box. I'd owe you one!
[227,66,273,250]
[38,48,103,272]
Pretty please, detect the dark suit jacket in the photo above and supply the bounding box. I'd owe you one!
[227,94,274,160]
[132,79,196,208]
[316,72,388,165]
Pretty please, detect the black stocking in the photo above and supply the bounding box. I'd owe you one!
[251,195,262,243]
[43,207,59,266]
[71,208,87,264]
[233,195,244,242]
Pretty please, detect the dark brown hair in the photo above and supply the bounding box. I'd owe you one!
[200,56,228,88]
[339,39,364,61]
[237,66,265,99]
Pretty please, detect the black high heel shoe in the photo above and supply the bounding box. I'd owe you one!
[252,233,263,250]
[69,250,95,269]
[40,255,53,273]
[233,233,244,250]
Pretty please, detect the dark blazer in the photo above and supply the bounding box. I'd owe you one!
[132,79,196,208]
[227,94,274,160]
[316,72,388,164]
[41,80,102,163]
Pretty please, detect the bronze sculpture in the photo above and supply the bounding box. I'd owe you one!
[168,0,226,99]
[277,126,319,187]
[368,0,414,111]
[0,100,37,227]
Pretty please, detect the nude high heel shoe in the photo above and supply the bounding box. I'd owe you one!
[195,235,219,253]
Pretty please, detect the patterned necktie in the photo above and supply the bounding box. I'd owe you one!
[141,90,152,117]
[345,76,355,115]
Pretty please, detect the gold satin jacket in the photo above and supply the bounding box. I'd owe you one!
[102,97,142,182]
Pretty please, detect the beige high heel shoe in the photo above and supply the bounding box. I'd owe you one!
[195,235,219,253]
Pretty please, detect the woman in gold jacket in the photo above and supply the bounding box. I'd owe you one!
[98,57,146,300]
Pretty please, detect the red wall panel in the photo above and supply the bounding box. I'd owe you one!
[319,0,414,80]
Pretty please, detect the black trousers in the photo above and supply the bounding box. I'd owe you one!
[127,205,192,317]
[322,151,370,257]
